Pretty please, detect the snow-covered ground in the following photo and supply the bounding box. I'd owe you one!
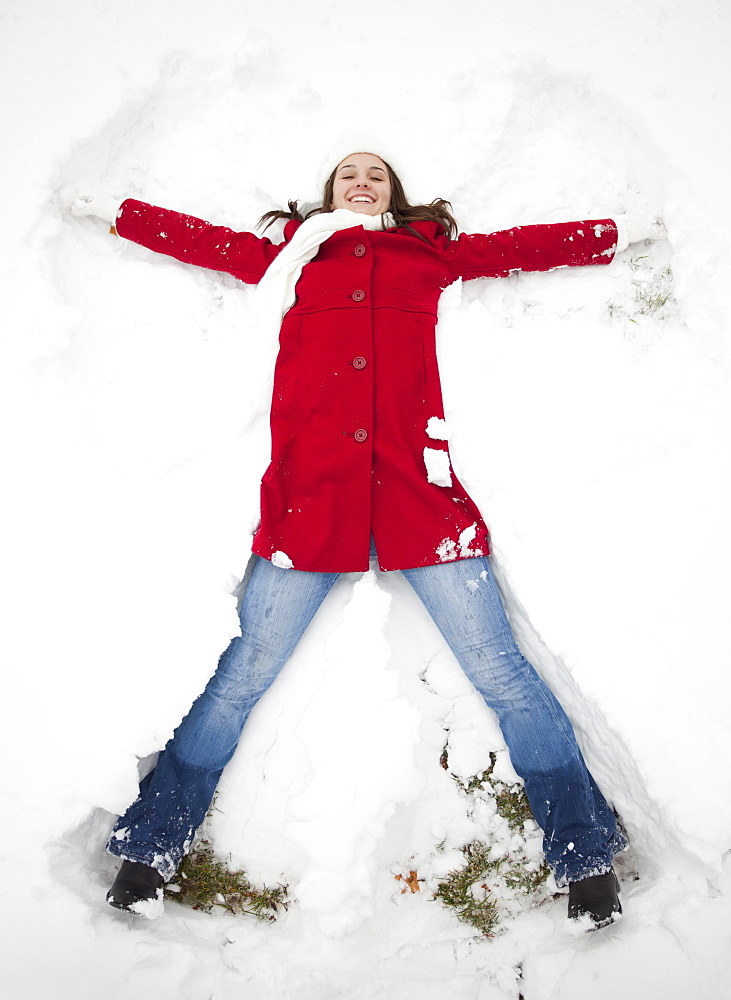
[2,1,730,997]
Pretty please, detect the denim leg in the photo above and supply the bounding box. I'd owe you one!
[107,556,339,878]
[401,556,626,884]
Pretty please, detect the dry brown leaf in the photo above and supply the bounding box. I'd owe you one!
[395,870,421,894]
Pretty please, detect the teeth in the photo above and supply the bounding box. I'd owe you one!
[351,196,374,203]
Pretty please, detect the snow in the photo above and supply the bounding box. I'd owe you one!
[128,890,165,921]
[427,416,449,440]
[437,524,482,562]
[2,0,731,998]
[424,446,453,486]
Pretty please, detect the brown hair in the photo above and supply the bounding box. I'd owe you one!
[259,158,458,241]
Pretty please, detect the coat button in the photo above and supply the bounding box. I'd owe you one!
[354,428,368,442]
[352,356,367,369]
[354,244,366,257]
[351,289,366,302]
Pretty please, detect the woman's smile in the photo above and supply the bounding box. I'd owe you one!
[330,152,392,215]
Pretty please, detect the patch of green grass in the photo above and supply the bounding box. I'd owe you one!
[165,840,288,921]
[609,256,675,323]
[454,751,533,830]
[433,751,550,937]
[495,782,534,830]
[433,840,550,938]
[630,258,673,316]
[433,841,501,937]
[636,285,673,315]
[503,859,551,894]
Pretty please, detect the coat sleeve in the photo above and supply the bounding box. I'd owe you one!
[445,219,619,281]
[115,198,285,283]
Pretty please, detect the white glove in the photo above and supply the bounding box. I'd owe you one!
[69,193,124,226]
[614,211,667,251]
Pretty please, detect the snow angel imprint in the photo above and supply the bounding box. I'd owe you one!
[71,133,661,928]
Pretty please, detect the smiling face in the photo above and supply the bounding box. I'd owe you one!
[330,152,392,215]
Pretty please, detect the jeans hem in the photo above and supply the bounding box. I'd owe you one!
[552,832,628,887]
[106,839,181,882]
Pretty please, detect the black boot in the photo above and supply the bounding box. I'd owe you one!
[107,860,165,915]
[567,869,622,929]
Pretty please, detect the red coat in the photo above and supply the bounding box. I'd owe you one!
[116,200,618,572]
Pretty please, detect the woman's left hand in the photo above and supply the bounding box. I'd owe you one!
[614,209,667,250]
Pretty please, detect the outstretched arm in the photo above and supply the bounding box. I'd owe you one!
[446,219,620,281]
[444,211,666,282]
[70,196,286,284]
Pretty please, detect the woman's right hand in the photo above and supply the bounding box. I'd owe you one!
[67,193,123,226]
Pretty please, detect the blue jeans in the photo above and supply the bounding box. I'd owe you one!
[107,555,626,884]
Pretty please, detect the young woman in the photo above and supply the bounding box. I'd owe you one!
[74,139,656,928]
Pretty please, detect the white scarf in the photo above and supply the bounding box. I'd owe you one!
[247,209,395,416]
[255,208,395,325]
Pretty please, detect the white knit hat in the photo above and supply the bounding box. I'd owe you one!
[317,130,404,192]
